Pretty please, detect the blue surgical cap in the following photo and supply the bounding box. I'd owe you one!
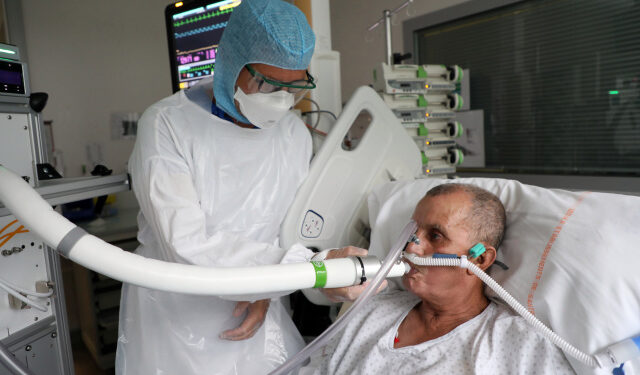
[213,0,316,122]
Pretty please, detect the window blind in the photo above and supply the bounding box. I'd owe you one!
[416,0,640,175]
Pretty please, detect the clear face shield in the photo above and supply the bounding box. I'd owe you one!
[244,64,316,105]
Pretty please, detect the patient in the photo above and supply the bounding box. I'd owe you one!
[302,183,575,374]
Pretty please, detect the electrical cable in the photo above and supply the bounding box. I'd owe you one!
[0,280,48,312]
[301,97,322,129]
[302,110,338,127]
[305,124,328,137]
[0,277,53,298]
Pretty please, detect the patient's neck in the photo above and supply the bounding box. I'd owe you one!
[418,293,489,334]
[396,286,489,347]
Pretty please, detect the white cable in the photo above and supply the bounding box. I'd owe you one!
[0,277,53,297]
[404,253,601,368]
[0,280,48,312]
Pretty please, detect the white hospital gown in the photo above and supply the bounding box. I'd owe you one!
[303,291,575,375]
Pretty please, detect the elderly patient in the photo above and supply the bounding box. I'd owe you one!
[303,183,575,375]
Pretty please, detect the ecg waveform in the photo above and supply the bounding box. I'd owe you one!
[173,8,233,28]
[174,22,228,39]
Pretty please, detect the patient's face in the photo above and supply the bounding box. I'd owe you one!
[402,191,475,300]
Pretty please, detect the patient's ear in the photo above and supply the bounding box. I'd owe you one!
[466,244,497,275]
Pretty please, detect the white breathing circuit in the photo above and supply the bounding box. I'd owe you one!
[404,252,602,368]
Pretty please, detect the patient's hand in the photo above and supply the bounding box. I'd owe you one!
[320,246,389,303]
[219,299,270,340]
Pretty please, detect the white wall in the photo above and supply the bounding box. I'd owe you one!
[21,0,171,177]
[329,0,469,102]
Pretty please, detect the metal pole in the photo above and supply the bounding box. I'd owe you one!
[384,9,392,65]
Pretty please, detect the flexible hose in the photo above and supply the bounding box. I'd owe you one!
[0,340,34,375]
[0,166,395,297]
[404,253,601,368]
[0,281,47,312]
[268,221,417,375]
[0,277,53,298]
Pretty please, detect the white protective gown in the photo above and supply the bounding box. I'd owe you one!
[116,77,313,375]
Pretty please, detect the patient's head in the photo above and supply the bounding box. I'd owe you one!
[424,183,506,249]
[403,183,506,303]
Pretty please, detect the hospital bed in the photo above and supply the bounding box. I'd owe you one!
[280,86,640,375]
[1,86,639,375]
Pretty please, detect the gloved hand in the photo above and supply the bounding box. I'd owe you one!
[220,299,270,340]
[319,246,388,303]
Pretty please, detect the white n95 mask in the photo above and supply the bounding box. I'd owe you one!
[234,87,294,129]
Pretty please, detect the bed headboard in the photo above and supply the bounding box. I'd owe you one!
[280,86,422,252]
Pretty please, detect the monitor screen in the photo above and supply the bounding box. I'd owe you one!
[0,59,25,96]
[165,0,242,92]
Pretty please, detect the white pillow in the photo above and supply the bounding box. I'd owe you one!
[367,177,640,375]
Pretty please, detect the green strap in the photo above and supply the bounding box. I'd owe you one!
[421,151,429,165]
[418,123,429,136]
[417,65,427,78]
[418,95,427,107]
[312,261,327,288]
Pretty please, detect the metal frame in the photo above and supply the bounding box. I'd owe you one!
[0,174,130,217]
[0,3,130,373]
[44,246,74,375]
[401,0,640,193]
[1,317,66,375]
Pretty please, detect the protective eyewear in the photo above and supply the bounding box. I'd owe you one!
[244,65,316,104]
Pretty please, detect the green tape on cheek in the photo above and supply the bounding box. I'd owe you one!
[312,261,327,288]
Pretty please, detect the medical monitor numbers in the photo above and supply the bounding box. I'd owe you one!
[166,0,241,92]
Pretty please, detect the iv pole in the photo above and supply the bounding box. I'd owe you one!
[367,0,415,65]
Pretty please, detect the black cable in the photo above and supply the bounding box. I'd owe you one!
[301,110,338,129]
[301,97,322,129]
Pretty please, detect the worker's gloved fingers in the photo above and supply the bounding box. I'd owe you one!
[220,325,260,341]
[325,246,368,260]
[220,299,270,341]
[321,280,388,303]
[232,301,250,317]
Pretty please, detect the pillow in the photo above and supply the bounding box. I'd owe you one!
[367,177,640,375]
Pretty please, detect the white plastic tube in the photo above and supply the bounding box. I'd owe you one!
[0,280,48,312]
[0,166,404,296]
[404,253,601,368]
[0,277,53,298]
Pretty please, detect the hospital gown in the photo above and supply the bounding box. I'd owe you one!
[302,291,575,375]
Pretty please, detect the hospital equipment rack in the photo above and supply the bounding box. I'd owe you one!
[0,43,130,374]
[373,62,467,176]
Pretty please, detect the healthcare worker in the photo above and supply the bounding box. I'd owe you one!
[115,1,352,373]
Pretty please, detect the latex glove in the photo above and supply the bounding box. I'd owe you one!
[320,246,388,303]
[220,299,270,341]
